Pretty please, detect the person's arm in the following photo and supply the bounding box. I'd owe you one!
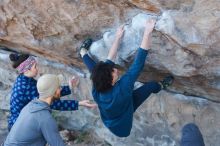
[107,25,125,61]
[51,99,96,110]
[60,86,71,96]
[120,19,155,92]
[120,48,148,92]
[40,115,65,146]
[60,75,79,96]
[79,100,97,109]
[140,19,155,50]
[51,99,79,111]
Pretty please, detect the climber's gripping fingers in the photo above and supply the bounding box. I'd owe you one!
[144,19,156,36]
[140,19,156,50]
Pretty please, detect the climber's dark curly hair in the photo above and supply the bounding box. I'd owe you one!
[91,61,114,92]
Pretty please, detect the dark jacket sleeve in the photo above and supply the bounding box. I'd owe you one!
[50,99,79,111]
[60,86,71,96]
[120,48,148,93]
[50,85,78,111]
[40,115,65,146]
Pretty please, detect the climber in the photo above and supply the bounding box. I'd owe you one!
[180,123,205,146]
[4,74,69,146]
[79,19,174,137]
[7,53,96,131]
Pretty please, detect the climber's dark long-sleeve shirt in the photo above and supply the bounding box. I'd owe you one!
[92,48,148,137]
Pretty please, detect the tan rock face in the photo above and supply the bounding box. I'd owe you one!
[0,0,139,66]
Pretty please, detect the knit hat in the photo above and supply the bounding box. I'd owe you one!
[37,74,63,98]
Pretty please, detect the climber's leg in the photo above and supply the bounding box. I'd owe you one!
[180,123,205,146]
[80,38,96,72]
[132,81,161,112]
[82,54,96,72]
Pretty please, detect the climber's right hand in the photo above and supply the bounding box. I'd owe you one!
[144,19,156,36]
[140,19,155,50]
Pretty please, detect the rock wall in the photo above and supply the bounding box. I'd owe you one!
[89,11,220,101]
[0,0,220,145]
[0,0,140,66]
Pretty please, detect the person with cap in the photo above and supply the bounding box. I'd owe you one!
[4,74,74,146]
[8,53,96,131]
[79,19,174,137]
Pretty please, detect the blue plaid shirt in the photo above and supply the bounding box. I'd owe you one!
[8,74,78,130]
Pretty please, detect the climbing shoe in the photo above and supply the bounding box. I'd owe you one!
[79,38,93,58]
[159,75,174,89]
[80,38,93,50]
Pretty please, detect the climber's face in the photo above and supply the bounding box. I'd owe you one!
[112,68,119,85]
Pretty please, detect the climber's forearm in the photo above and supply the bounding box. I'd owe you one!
[107,25,124,61]
[140,34,151,50]
[107,38,121,61]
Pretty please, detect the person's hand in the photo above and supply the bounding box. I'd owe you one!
[115,25,125,40]
[140,19,156,50]
[144,19,156,36]
[69,75,79,89]
[79,100,97,109]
